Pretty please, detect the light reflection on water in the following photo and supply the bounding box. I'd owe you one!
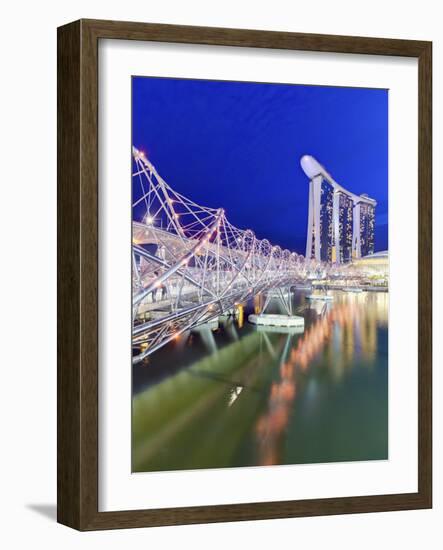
[132,291,388,473]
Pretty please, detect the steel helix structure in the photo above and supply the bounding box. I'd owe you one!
[132,146,329,363]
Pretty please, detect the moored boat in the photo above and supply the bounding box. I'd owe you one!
[306,293,334,301]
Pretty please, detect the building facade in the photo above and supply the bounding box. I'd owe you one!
[301,155,376,264]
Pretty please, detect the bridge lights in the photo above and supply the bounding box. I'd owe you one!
[132,149,354,364]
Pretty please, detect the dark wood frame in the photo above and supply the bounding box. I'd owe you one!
[57,18,432,531]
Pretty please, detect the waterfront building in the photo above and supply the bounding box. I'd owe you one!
[301,155,377,264]
[336,190,354,263]
[358,197,375,257]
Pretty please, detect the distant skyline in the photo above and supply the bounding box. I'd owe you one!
[132,76,388,254]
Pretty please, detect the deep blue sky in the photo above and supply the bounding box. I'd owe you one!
[132,77,388,254]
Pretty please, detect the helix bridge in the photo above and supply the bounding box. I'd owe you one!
[132,146,348,364]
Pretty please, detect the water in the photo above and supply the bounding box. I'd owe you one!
[132,290,388,472]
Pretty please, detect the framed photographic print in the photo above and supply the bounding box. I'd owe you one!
[57,19,432,530]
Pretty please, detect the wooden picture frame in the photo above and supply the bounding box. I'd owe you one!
[57,18,432,530]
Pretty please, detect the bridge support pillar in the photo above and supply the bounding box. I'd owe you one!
[192,320,219,354]
[261,286,293,316]
[250,286,304,330]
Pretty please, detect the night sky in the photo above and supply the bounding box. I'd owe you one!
[132,77,388,254]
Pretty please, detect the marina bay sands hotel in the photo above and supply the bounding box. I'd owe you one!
[301,155,376,264]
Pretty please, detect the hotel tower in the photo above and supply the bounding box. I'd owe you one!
[301,155,376,264]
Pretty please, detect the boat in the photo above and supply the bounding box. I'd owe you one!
[306,295,334,301]
[248,313,305,328]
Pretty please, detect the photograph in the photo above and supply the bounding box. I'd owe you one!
[1,0,435,540]
[131,76,389,473]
